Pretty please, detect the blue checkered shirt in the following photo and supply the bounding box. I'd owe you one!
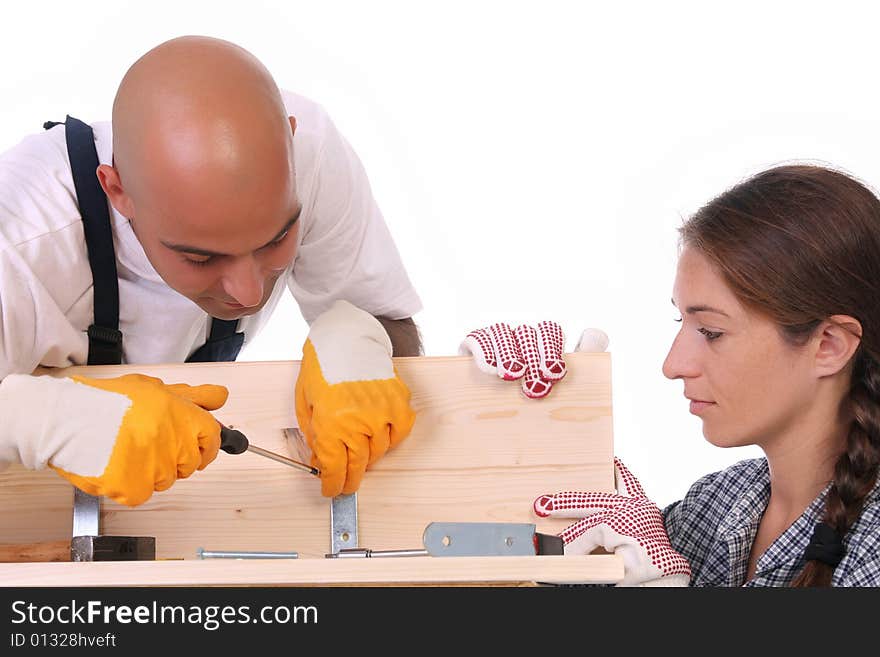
[662,458,880,586]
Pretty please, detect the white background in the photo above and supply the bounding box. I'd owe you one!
[2,0,877,507]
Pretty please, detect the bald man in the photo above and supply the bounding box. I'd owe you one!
[0,36,421,505]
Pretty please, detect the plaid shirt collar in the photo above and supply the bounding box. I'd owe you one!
[699,460,833,587]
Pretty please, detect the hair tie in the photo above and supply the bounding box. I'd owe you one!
[803,522,845,567]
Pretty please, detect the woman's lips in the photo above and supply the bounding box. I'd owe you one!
[688,399,715,415]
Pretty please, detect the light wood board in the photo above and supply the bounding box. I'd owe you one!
[1,555,623,587]
[0,352,619,585]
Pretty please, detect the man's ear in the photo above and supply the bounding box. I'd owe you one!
[814,315,862,378]
[96,164,136,219]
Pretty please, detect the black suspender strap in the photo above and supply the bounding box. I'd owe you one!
[63,116,123,365]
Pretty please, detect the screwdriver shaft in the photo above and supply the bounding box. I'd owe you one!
[247,444,320,476]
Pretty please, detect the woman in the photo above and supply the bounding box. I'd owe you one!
[463,164,880,586]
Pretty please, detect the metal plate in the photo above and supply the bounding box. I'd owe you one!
[423,522,542,557]
[330,493,358,554]
[72,488,100,537]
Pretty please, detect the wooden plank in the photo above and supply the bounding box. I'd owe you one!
[0,554,623,587]
[0,352,616,584]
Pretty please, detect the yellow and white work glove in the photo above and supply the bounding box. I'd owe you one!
[295,300,416,497]
[0,373,228,506]
[460,321,608,398]
[534,457,692,587]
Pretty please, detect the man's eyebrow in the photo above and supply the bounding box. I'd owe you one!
[162,208,301,257]
[670,298,730,317]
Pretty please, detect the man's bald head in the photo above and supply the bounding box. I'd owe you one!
[112,35,294,213]
[99,36,301,320]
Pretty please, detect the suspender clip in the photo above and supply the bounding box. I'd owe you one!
[86,324,124,366]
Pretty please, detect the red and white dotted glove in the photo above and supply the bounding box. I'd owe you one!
[460,322,609,398]
[534,457,691,586]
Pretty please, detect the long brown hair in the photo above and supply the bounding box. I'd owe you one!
[679,164,880,587]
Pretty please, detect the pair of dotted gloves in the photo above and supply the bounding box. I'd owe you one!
[460,321,692,586]
[0,373,228,506]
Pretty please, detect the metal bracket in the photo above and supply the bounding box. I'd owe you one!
[330,493,358,554]
[70,487,156,561]
[72,487,100,538]
[282,425,354,554]
[422,521,563,556]
[324,522,564,558]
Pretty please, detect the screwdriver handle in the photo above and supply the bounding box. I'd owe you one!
[219,425,249,455]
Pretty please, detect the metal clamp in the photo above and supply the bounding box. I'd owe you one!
[70,487,156,562]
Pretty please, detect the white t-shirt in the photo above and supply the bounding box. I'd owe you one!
[0,90,422,378]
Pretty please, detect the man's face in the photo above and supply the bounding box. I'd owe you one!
[662,246,817,450]
[128,178,300,321]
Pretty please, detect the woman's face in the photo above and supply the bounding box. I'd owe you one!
[662,246,818,449]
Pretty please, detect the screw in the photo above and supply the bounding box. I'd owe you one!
[196,548,299,559]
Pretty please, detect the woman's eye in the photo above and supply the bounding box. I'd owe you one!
[697,327,723,341]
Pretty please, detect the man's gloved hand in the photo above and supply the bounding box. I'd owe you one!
[0,373,228,506]
[295,300,416,497]
[460,321,609,398]
[533,457,691,586]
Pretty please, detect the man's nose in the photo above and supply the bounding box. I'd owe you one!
[662,330,700,380]
[221,256,263,307]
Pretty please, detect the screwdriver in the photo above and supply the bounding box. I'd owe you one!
[219,425,320,477]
